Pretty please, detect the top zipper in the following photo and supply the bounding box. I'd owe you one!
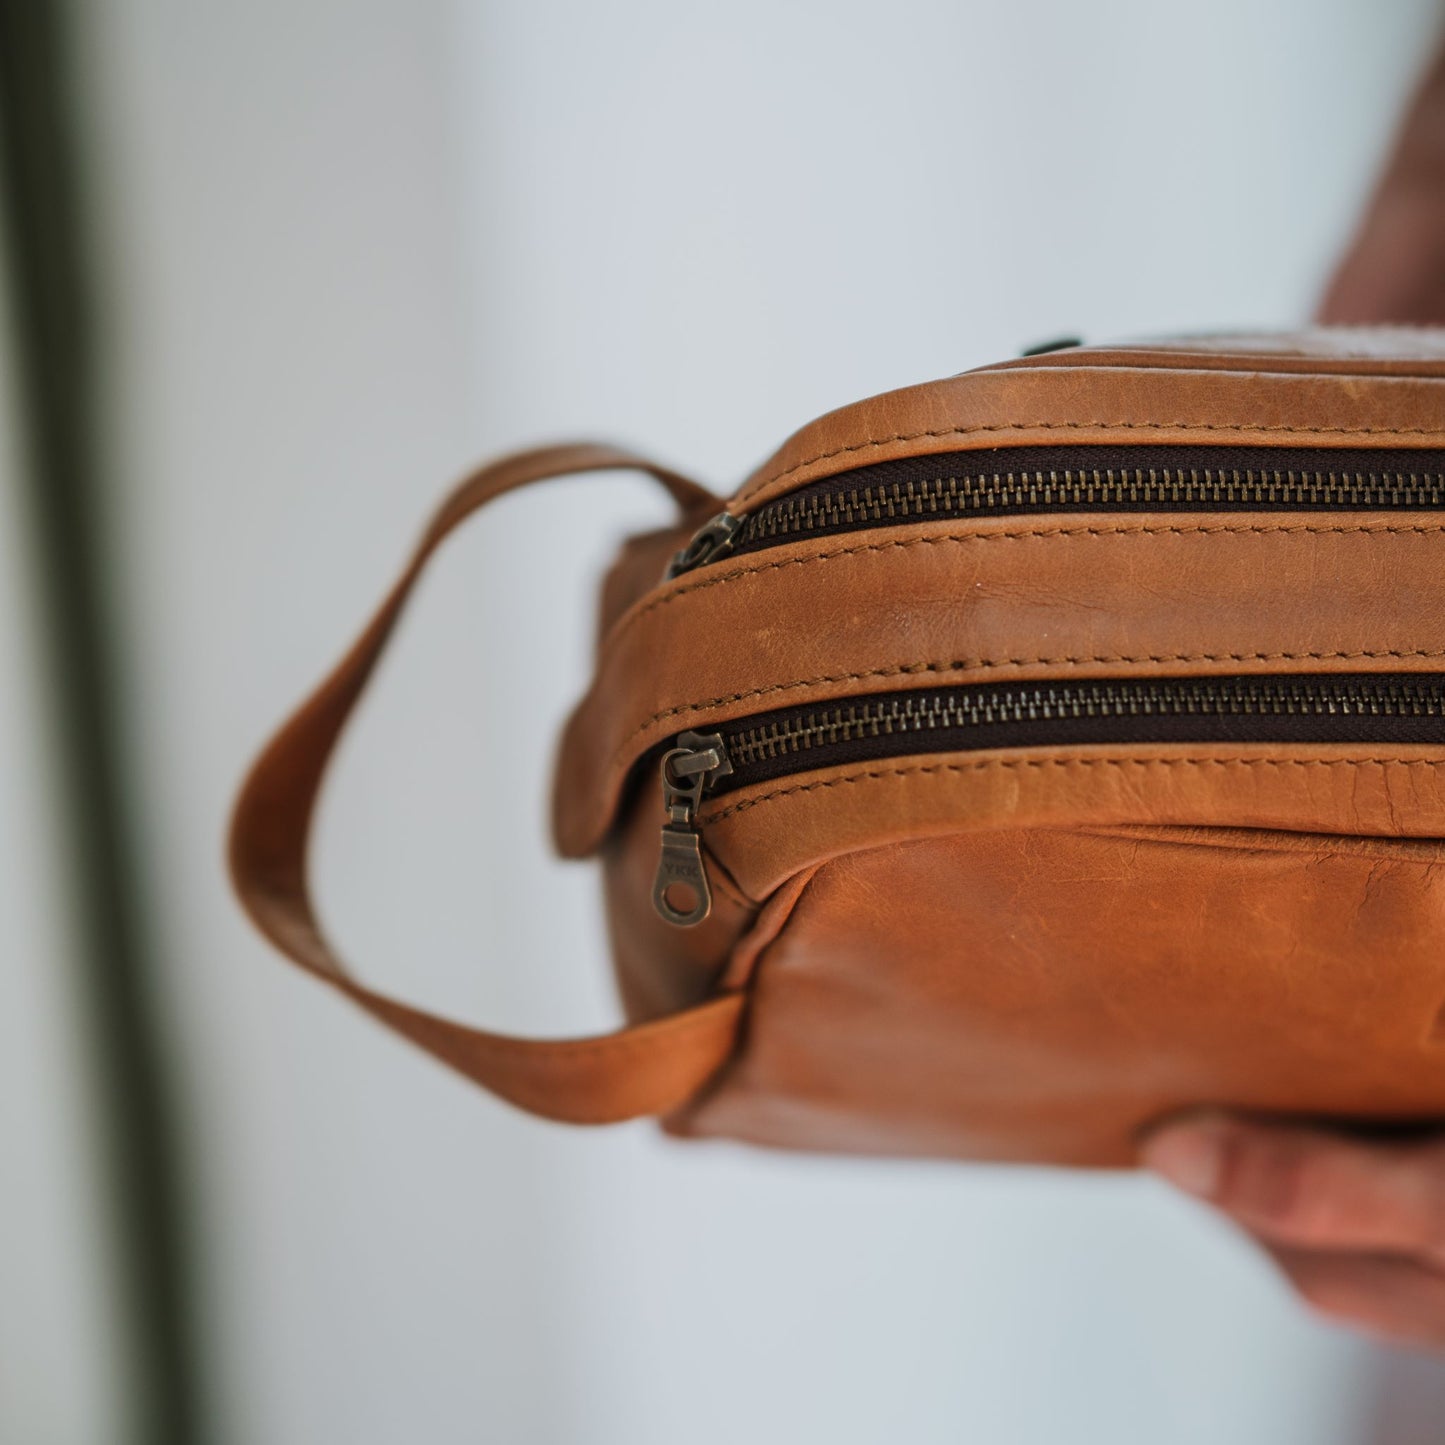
[667,444,1445,577]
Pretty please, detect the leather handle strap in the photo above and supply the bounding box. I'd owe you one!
[228,442,746,1123]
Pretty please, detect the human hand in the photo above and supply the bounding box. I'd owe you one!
[1318,47,1445,324]
[1141,1114,1445,1349]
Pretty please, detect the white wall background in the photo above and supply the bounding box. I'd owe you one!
[5,1,1441,1441]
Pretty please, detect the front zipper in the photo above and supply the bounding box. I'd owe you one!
[667,444,1445,578]
[651,672,1445,925]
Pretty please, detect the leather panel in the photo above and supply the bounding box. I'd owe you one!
[555,516,1445,856]
[694,742,1445,901]
[673,826,1445,1164]
[738,366,1445,511]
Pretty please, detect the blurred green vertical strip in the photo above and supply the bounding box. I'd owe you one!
[0,4,204,1444]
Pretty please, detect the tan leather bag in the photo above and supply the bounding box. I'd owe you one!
[231,330,1445,1166]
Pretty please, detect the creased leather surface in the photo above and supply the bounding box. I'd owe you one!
[555,516,1445,857]
[551,330,1445,1164]
[734,332,1445,510]
[695,743,1445,901]
[671,826,1445,1164]
[736,365,1445,511]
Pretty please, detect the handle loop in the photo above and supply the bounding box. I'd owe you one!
[228,443,745,1123]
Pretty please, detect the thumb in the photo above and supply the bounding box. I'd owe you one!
[1140,1113,1445,1257]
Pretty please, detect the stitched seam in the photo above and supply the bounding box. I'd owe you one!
[741,418,1445,502]
[722,865,819,986]
[627,519,1445,635]
[608,647,1445,764]
[701,756,1445,824]
[667,867,822,1126]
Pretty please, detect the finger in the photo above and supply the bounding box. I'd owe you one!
[1139,1114,1445,1257]
[1265,1245,1445,1350]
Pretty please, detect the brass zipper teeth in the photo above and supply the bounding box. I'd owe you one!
[654,672,1445,925]
[722,678,1445,767]
[739,467,1445,546]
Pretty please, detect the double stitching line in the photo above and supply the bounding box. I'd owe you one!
[701,755,1445,824]
[625,518,1445,634]
[739,418,1445,504]
[594,516,1445,776]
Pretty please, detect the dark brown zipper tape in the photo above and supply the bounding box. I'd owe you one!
[670,445,1445,576]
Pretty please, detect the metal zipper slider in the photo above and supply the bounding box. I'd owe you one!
[651,731,732,926]
[665,512,742,579]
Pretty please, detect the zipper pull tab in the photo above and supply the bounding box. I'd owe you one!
[665,512,742,579]
[652,731,732,926]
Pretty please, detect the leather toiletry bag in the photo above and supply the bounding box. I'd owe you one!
[231,329,1445,1166]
